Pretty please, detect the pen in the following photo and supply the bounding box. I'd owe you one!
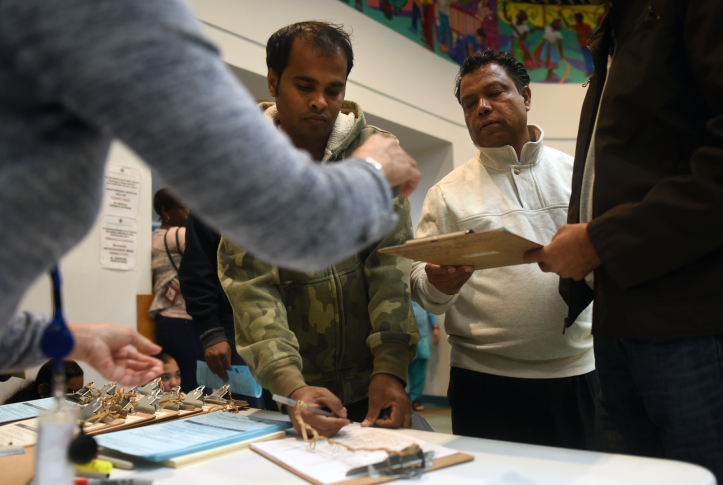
[74,480,153,485]
[272,394,354,422]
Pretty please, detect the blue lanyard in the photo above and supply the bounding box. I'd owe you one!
[40,267,75,398]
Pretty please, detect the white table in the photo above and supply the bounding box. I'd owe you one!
[111,410,716,485]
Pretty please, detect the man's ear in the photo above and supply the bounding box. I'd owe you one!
[267,68,279,98]
[522,86,532,111]
[37,383,51,398]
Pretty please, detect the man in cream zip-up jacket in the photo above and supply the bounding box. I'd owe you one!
[411,51,598,450]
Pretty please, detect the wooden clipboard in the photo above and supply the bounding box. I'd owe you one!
[252,446,474,485]
[378,228,542,270]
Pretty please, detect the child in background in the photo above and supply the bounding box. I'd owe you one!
[155,352,182,392]
[407,302,440,411]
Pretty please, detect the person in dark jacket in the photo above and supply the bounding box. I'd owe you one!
[178,213,273,410]
[525,0,723,480]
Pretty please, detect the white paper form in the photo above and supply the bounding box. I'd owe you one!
[102,164,141,218]
[0,418,39,447]
[251,425,457,485]
[99,215,138,270]
[0,398,56,425]
[95,411,291,461]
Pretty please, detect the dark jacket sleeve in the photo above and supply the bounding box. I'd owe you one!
[179,213,231,348]
[587,0,723,290]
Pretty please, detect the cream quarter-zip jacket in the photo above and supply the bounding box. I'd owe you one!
[411,126,594,378]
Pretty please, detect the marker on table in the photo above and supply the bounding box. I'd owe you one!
[74,480,153,485]
[272,394,354,423]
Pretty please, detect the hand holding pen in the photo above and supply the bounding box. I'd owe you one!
[274,387,351,438]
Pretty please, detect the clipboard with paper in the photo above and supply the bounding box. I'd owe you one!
[378,228,542,270]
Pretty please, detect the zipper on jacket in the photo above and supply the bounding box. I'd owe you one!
[330,266,346,404]
[582,77,592,88]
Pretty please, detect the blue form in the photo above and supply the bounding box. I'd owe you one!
[95,411,291,461]
[196,361,264,398]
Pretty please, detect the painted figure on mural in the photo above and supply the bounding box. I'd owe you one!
[409,0,422,34]
[560,12,593,77]
[437,0,453,53]
[341,0,364,12]
[421,0,436,51]
[532,18,564,82]
[501,3,536,69]
[448,27,488,65]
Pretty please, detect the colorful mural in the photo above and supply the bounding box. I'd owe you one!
[338,0,607,84]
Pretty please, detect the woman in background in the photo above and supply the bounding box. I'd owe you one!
[150,189,203,393]
[3,360,84,404]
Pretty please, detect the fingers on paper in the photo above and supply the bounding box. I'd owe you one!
[299,412,350,438]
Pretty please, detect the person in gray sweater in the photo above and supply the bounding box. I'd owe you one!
[0,0,419,384]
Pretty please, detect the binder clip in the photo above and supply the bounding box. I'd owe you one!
[204,384,231,406]
[97,382,117,397]
[77,399,104,421]
[66,382,95,404]
[345,445,435,480]
[136,389,161,415]
[117,393,137,415]
[160,387,182,411]
[137,377,162,396]
[182,385,206,409]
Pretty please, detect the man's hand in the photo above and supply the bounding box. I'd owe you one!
[432,327,441,345]
[351,134,420,198]
[68,323,163,386]
[363,373,412,429]
[205,341,232,381]
[425,264,474,295]
[523,223,602,280]
[288,386,350,438]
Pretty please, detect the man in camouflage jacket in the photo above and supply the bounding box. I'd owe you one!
[218,22,418,437]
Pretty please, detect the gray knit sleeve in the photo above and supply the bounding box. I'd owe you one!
[0,312,51,373]
[6,0,397,272]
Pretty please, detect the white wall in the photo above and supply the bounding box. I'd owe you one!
[188,0,586,398]
[17,143,153,385]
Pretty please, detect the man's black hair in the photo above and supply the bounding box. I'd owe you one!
[476,27,487,38]
[454,50,530,104]
[4,360,83,404]
[266,21,354,84]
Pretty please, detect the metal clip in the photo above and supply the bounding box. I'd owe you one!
[204,384,231,406]
[136,389,161,415]
[78,398,104,421]
[346,445,435,480]
[136,377,162,396]
[77,399,104,421]
[118,394,137,415]
[182,385,206,409]
[65,382,95,403]
[582,77,592,88]
[97,382,117,397]
[160,387,182,411]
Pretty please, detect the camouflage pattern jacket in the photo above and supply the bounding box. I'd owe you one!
[219,100,418,406]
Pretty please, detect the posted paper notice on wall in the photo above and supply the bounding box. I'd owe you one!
[103,164,141,218]
[99,215,138,270]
